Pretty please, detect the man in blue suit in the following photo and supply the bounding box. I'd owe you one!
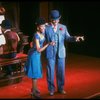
[45,10,84,96]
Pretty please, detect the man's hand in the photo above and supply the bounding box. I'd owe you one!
[76,36,84,42]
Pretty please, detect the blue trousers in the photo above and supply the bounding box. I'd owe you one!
[46,57,65,92]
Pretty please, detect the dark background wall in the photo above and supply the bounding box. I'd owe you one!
[64,2,100,57]
[19,2,40,42]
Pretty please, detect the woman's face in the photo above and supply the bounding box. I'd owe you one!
[37,24,45,33]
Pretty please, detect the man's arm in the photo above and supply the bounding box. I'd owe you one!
[64,26,84,42]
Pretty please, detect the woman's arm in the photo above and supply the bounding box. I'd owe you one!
[35,39,49,53]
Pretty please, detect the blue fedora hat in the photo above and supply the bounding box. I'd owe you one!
[50,10,61,20]
[1,19,12,29]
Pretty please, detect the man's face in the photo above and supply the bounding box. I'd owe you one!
[51,19,60,26]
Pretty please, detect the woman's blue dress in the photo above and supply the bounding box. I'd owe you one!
[24,33,45,79]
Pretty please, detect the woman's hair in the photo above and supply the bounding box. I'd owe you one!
[35,17,45,26]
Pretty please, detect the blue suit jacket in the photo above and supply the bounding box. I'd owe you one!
[45,23,76,59]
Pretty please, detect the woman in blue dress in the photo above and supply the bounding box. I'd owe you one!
[24,17,54,98]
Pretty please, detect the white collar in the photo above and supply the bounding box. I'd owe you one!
[51,24,57,29]
[4,29,11,34]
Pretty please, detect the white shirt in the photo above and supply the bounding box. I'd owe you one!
[0,34,6,46]
[51,23,57,33]
[53,25,57,33]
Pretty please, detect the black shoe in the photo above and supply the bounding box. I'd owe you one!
[31,92,41,99]
[31,89,41,99]
[31,89,40,94]
[35,89,40,94]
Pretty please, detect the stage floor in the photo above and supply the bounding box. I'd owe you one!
[0,53,100,99]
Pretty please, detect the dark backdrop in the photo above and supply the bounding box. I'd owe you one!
[19,2,39,42]
[19,1,100,57]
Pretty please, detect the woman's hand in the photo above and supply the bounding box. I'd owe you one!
[49,41,56,46]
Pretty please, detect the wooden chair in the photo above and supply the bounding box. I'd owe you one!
[0,53,27,86]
